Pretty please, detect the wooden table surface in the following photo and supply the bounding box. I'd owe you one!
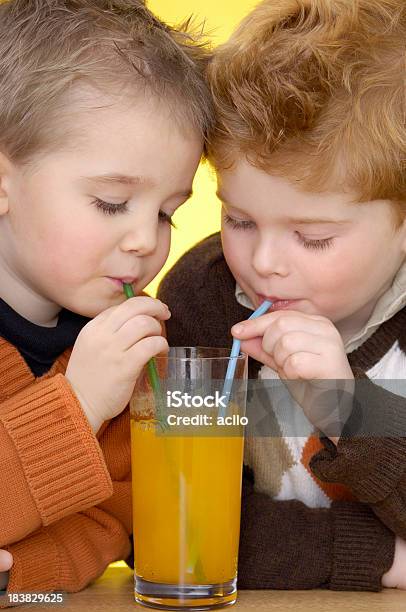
[25,566,406,612]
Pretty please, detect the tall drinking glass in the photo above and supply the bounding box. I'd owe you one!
[130,347,248,610]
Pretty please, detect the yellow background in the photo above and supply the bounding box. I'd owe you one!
[145,0,256,296]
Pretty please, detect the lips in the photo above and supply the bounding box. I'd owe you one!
[262,296,291,302]
[258,294,296,303]
[107,276,138,291]
[107,276,138,284]
[116,277,137,283]
[257,294,300,310]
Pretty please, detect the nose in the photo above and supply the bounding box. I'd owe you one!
[252,236,288,277]
[119,219,158,256]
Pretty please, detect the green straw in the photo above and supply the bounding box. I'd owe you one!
[123,283,160,392]
[123,283,205,581]
[123,283,169,429]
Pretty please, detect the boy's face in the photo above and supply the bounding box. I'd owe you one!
[218,157,406,341]
[0,92,202,323]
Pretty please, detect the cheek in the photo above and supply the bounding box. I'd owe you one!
[37,220,109,280]
[221,229,250,280]
[17,191,106,261]
[301,233,375,292]
[157,228,171,265]
[303,255,356,292]
[144,226,171,279]
[300,240,377,316]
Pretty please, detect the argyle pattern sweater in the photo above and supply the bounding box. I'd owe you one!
[158,232,406,591]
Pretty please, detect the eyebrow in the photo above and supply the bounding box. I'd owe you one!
[217,193,352,225]
[285,217,351,225]
[81,173,193,199]
[81,173,153,186]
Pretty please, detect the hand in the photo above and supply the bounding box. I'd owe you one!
[0,549,13,591]
[65,296,170,432]
[382,537,406,589]
[232,310,355,439]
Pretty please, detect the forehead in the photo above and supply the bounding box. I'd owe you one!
[45,88,203,183]
[217,157,363,222]
[75,88,200,143]
[36,81,200,151]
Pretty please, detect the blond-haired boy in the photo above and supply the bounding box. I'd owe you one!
[0,0,212,599]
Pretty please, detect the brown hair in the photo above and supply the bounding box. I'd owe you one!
[207,0,406,227]
[0,0,214,165]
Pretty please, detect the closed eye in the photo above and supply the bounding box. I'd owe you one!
[92,198,129,215]
[92,198,176,228]
[223,214,255,230]
[224,213,334,250]
[296,233,334,250]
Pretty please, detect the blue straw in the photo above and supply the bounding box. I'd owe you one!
[219,300,273,418]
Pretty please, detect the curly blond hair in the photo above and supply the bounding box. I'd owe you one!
[207,0,406,226]
[0,0,214,165]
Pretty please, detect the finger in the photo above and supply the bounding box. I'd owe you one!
[281,351,327,380]
[240,338,280,372]
[100,297,170,333]
[0,550,13,571]
[117,315,164,350]
[232,310,326,341]
[126,335,169,366]
[270,331,327,370]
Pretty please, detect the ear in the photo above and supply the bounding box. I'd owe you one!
[0,151,13,216]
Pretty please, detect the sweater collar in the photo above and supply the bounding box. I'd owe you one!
[235,258,406,354]
[0,298,90,376]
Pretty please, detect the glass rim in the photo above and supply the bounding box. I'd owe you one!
[153,346,247,362]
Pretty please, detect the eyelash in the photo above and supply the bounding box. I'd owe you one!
[92,198,176,227]
[297,234,334,250]
[223,214,334,251]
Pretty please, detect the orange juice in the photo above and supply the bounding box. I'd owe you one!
[130,416,244,586]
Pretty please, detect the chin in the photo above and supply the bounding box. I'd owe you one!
[66,299,117,319]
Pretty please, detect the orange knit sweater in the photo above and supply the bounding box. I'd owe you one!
[0,336,132,600]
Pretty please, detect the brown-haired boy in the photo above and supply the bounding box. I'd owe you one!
[159,0,406,591]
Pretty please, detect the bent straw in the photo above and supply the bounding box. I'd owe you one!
[219,300,273,418]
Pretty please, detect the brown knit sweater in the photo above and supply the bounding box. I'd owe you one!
[158,232,406,592]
